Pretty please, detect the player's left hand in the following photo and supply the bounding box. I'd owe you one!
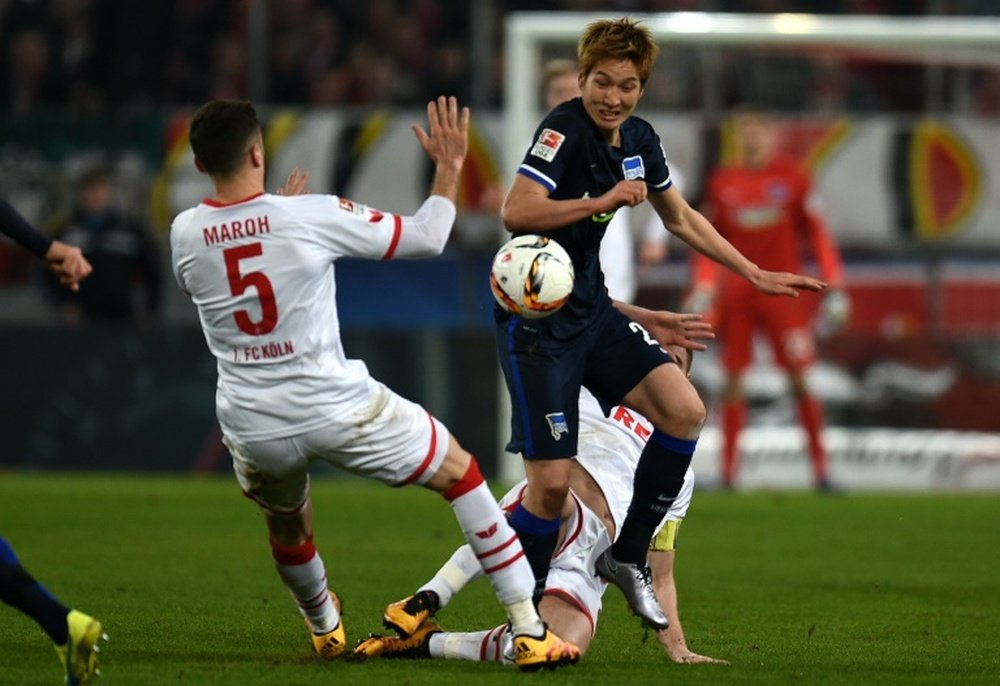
[750,268,826,297]
[412,95,470,170]
[276,168,310,196]
[643,310,715,352]
[44,240,92,292]
[672,651,730,665]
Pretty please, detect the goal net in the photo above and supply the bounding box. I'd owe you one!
[497,11,1000,490]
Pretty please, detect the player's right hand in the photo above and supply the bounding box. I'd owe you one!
[44,240,92,292]
[412,96,470,171]
[600,179,647,212]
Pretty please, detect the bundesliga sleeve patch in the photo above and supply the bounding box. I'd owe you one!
[530,128,566,162]
[338,197,384,222]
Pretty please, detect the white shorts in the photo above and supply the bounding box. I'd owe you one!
[498,480,611,638]
[224,378,448,514]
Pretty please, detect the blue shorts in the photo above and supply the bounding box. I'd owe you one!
[497,304,673,459]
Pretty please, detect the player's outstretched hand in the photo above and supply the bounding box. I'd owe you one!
[671,650,730,665]
[44,240,92,292]
[276,168,310,196]
[643,310,715,352]
[750,268,826,297]
[412,96,470,170]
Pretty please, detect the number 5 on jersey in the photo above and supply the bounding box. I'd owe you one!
[224,243,278,335]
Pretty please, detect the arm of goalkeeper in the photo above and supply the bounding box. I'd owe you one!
[816,288,851,338]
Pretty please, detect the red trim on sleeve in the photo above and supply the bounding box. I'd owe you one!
[381,214,402,260]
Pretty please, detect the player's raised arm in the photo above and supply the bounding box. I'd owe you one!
[648,186,825,297]
[383,96,469,259]
[412,95,469,204]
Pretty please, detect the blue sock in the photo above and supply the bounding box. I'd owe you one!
[509,505,561,603]
[0,536,70,644]
[612,431,697,564]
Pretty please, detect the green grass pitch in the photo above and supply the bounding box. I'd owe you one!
[1,473,998,684]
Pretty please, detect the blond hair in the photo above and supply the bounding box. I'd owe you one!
[577,18,658,85]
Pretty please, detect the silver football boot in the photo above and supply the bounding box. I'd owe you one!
[595,549,670,630]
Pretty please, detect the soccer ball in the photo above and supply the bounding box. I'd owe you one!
[490,235,575,318]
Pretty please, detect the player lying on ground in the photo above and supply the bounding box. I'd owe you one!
[357,344,727,665]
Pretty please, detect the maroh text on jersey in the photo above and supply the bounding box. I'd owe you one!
[203,215,271,246]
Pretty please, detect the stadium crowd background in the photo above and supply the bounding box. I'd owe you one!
[1,0,999,482]
[0,0,999,115]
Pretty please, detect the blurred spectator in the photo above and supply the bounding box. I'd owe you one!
[0,0,998,115]
[46,164,161,325]
[1,28,60,115]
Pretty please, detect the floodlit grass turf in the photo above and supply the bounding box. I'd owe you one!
[1,473,999,685]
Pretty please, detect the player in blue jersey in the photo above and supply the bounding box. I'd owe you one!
[1,199,102,683]
[497,18,826,629]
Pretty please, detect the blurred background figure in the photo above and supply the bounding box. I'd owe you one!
[46,163,161,326]
[686,105,850,491]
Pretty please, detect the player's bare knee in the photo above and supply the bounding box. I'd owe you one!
[425,441,472,493]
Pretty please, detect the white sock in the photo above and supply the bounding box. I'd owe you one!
[429,625,512,663]
[419,544,483,609]
[271,539,339,633]
[447,478,544,636]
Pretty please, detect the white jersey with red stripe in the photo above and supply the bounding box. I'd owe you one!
[170,192,407,441]
[576,388,695,536]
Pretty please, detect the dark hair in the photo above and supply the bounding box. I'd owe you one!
[188,100,261,177]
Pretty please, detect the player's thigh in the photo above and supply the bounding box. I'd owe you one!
[621,362,705,437]
[307,379,449,488]
[496,317,585,459]
[538,594,595,653]
[224,433,311,515]
[582,306,674,411]
[539,567,602,653]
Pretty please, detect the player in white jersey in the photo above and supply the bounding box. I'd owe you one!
[169,97,579,670]
[357,345,727,665]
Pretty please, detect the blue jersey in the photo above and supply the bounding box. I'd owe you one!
[508,98,672,339]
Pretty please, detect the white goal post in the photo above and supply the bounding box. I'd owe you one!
[496,11,1000,484]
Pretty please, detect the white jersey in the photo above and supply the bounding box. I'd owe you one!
[171,192,412,441]
[576,388,694,535]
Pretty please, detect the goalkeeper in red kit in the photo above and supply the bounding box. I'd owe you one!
[687,106,850,491]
